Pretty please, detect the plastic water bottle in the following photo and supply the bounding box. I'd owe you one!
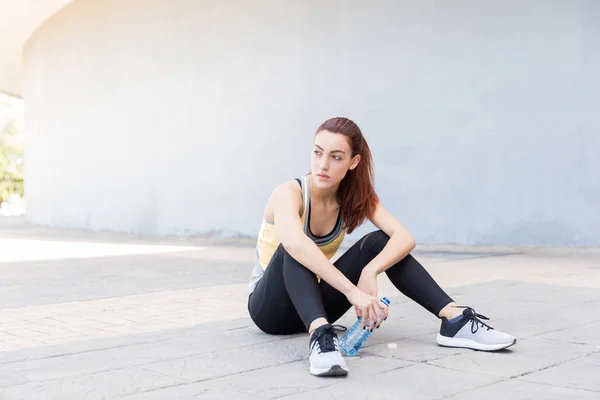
[339,297,391,356]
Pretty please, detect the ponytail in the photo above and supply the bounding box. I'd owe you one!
[316,117,379,234]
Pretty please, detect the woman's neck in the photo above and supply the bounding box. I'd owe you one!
[309,174,339,205]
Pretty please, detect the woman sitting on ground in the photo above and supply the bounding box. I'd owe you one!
[247,117,516,377]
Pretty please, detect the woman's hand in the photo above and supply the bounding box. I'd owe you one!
[346,286,388,331]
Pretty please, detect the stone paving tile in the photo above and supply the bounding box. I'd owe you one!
[428,337,595,378]
[277,363,502,400]
[0,253,253,310]
[537,320,600,347]
[207,356,412,398]
[0,366,190,400]
[120,385,262,400]
[0,370,29,389]
[0,327,279,388]
[141,337,309,382]
[0,283,249,351]
[494,304,600,340]
[364,338,466,363]
[0,317,256,366]
[0,353,110,387]
[451,379,600,400]
[126,356,413,399]
[518,351,600,393]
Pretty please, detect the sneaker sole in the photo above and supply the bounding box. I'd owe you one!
[310,364,349,377]
[436,334,517,351]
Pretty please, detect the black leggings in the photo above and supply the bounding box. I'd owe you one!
[248,230,454,335]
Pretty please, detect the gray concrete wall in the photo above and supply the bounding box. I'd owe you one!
[22,0,600,246]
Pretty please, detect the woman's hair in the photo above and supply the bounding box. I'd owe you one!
[315,117,379,234]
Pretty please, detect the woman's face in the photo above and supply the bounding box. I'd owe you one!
[311,130,360,189]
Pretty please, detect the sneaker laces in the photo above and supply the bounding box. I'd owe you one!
[456,306,494,334]
[312,324,345,354]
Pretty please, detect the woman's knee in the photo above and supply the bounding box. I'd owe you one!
[281,245,315,277]
[359,230,390,252]
[277,244,299,267]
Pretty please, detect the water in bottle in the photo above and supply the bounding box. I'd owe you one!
[339,297,391,356]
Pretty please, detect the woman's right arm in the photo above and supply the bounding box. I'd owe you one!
[270,183,387,329]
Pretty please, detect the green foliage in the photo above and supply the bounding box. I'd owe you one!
[0,96,24,204]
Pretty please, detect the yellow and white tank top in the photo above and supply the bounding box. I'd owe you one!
[248,175,345,294]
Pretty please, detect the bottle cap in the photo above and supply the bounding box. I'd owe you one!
[380,297,391,306]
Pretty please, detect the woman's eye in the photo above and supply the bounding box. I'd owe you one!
[313,150,321,155]
[333,156,341,161]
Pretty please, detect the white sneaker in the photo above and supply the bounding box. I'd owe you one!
[437,306,516,351]
[308,324,349,377]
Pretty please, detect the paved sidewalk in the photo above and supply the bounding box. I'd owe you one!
[1,216,599,399]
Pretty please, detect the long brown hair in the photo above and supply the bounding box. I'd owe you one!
[315,117,379,234]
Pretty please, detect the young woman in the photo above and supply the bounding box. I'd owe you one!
[247,117,516,377]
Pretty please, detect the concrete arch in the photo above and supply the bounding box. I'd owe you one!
[6,0,600,245]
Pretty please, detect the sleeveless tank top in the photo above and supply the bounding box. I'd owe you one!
[248,175,345,294]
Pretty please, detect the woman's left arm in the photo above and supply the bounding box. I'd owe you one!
[364,201,416,275]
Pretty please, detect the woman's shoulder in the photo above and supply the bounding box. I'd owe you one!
[263,178,303,221]
[271,179,302,200]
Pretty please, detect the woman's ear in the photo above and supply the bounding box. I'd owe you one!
[349,154,361,170]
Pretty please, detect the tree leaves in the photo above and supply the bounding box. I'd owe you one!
[0,95,24,204]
